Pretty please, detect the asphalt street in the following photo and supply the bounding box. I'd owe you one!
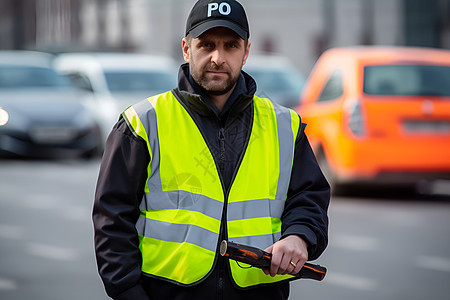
[0,158,449,300]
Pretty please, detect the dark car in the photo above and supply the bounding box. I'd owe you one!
[0,51,102,159]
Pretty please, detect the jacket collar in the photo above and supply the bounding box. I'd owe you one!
[176,63,256,118]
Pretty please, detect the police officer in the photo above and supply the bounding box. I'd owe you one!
[92,1,330,299]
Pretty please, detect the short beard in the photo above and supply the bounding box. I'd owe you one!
[191,64,239,96]
[196,75,237,96]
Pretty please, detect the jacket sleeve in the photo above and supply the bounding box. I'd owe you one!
[281,122,330,261]
[92,117,151,300]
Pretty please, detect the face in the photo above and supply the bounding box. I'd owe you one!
[182,27,251,96]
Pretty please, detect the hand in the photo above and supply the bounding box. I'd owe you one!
[262,235,308,277]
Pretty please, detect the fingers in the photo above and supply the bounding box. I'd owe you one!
[289,261,299,275]
[265,235,309,277]
[270,252,305,276]
[269,247,283,276]
[289,259,304,275]
[268,245,292,277]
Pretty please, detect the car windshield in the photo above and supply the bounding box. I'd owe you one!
[104,71,176,93]
[245,68,304,95]
[0,65,71,88]
[363,64,450,97]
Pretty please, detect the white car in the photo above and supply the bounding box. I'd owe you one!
[53,52,178,145]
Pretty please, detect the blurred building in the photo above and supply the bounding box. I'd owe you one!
[1,0,450,74]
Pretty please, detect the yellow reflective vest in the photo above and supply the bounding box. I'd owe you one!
[122,90,300,288]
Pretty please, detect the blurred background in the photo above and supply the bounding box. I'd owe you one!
[1,0,450,300]
[2,0,450,72]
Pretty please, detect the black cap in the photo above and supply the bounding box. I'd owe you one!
[185,0,249,40]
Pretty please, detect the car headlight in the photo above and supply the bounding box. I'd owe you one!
[0,107,9,126]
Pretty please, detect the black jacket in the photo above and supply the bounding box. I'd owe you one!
[92,64,330,300]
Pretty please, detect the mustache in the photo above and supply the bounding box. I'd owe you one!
[205,63,229,72]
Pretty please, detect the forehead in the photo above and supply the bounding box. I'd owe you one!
[196,27,242,41]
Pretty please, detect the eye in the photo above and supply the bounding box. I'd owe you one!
[200,42,214,48]
[226,41,240,49]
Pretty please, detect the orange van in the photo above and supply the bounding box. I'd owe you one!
[295,46,450,193]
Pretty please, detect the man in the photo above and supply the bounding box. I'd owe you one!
[92,1,330,299]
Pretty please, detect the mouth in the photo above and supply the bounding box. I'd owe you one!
[205,65,229,75]
[206,70,228,75]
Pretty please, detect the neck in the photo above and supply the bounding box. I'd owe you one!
[210,88,234,111]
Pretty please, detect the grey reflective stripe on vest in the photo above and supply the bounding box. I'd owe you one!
[227,199,285,220]
[136,217,218,252]
[136,193,222,249]
[131,99,160,231]
[143,191,223,220]
[273,103,295,209]
[130,99,163,209]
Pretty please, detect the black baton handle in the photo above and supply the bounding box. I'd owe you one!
[220,240,326,281]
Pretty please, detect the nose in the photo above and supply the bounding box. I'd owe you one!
[211,47,225,66]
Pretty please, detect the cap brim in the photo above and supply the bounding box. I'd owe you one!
[189,19,248,40]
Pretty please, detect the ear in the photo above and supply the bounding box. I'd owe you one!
[242,41,251,65]
[182,38,190,63]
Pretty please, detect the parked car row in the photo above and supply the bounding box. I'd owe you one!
[0,50,304,160]
[2,46,449,194]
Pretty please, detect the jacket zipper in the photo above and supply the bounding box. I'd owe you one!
[217,121,226,300]
[218,128,226,176]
